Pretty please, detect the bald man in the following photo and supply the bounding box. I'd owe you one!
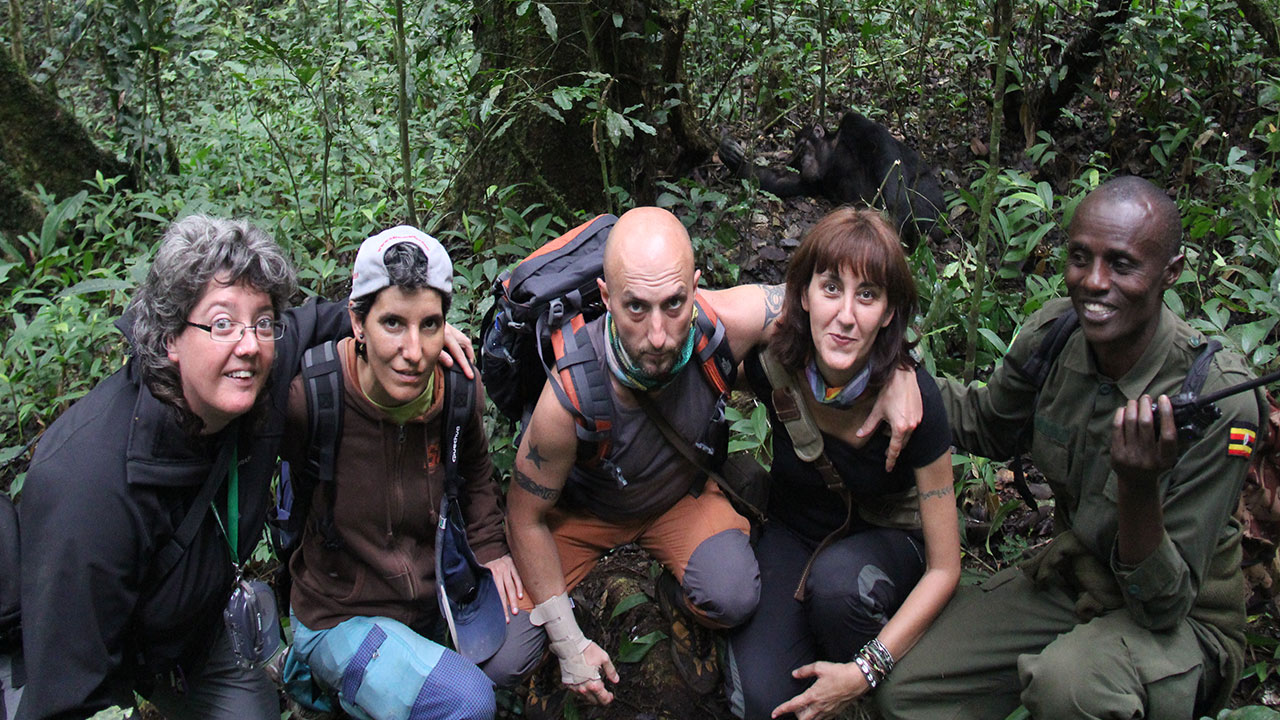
[876,177,1259,719]
[487,208,913,710]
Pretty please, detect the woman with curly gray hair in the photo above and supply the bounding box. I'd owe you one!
[129,214,298,433]
[15,216,362,720]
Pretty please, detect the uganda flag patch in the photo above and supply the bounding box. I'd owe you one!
[1229,425,1258,459]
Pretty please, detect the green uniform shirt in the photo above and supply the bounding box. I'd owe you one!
[940,297,1257,647]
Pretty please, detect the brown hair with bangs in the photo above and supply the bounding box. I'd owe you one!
[770,207,918,388]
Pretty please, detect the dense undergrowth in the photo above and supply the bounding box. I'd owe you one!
[2,0,1280,715]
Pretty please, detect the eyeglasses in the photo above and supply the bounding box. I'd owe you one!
[186,318,285,342]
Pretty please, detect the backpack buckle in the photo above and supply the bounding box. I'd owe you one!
[547,298,565,326]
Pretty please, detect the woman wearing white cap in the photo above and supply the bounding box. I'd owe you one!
[278,227,522,720]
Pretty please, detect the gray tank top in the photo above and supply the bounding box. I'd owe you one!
[561,316,725,521]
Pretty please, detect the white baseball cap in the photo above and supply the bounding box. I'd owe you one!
[350,226,453,302]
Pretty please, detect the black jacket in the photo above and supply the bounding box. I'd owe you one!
[16,299,348,720]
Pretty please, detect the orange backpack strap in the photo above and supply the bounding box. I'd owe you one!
[544,313,613,465]
[693,292,737,395]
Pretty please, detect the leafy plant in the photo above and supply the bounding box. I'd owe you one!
[614,629,668,664]
[727,400,771,469]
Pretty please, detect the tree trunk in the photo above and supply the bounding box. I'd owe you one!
[7,0,25,73]
[456,0,714,223]
[964,0,1013,383]
[394,0,417,227]
[1237,0,1280,58]
[0,51,132,240]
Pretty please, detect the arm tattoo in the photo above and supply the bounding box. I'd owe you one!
[761,284,784,330]
[919,486,953,502]
[526,443,547,470]
[514,469,561,502]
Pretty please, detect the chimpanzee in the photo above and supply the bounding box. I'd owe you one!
[720,111,945,249]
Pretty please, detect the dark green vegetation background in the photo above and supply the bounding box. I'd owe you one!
[2,0,1279,716]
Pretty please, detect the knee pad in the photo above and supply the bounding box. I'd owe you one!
[813,530,926,629]
[411,652,496,720]
[683,530,760,626]
[807,560,895,626]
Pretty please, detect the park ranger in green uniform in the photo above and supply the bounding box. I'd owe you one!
[876,176,1259,719]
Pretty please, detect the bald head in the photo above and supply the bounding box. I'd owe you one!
[1072,176,1182,262]
[603,207,696,287]
[598,207,701,379]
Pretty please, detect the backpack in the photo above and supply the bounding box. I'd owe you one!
[479,214,738,469]
[0,494,19,652]
[269,341,476,593]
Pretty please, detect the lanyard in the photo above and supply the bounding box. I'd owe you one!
[211,444,241,567]
[227,445,239,561]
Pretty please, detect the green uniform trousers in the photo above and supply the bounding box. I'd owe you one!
[875,566,1220,720]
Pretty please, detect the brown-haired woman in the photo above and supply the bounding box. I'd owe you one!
[725,208,960,720]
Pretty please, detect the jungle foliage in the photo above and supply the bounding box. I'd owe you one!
[2,0,1280,713]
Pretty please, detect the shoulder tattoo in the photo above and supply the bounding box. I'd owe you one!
[761,284,784,330]
[919,486,953,502]
[514,469,561,501]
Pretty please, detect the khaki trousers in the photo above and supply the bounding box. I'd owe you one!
[875,566,1219,720]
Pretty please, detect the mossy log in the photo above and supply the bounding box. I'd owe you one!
[0,50,132,240]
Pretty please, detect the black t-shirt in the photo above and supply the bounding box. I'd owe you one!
[745,351,951,543]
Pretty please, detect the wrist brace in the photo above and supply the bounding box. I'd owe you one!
[530,593,598,684]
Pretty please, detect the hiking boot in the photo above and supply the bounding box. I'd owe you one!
[519,659,566,720]
[264,646,339,720]
[655,569,720,695]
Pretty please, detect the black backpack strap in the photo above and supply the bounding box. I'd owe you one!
[1180,340,1222,396]
[150,423,238,587]
[302,340,344,550]
[441,367,476,499]
[0,494,22,650]
[1166,339,1225,444]
[1003,308,1080,510]
[1007,308,1080,387]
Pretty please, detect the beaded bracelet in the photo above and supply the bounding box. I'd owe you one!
[853,653,880,689]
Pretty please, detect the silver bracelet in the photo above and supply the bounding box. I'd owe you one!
[867,638,896,674]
